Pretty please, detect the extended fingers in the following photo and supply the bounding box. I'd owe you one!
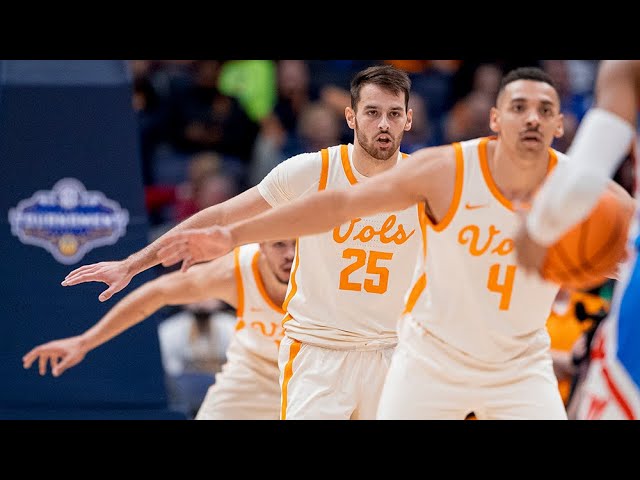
[64,263,102,281]
[38,355,49,376]
[98,285,119,302]
[62,270,108,287]
[22,347,41,369]
[52,356,73,377]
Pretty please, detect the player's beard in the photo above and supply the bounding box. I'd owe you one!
[355,123,399,162]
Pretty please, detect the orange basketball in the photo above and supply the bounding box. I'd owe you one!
[541,187,635,291]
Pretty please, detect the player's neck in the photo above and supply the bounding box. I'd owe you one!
[257,257,288,307]
[490,140,550,202]
[352,144,400,177]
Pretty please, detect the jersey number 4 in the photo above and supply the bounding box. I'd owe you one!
[487,263,516,310]
[339,248,393,294]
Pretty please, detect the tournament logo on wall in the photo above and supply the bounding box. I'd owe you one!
[8,178,130,264]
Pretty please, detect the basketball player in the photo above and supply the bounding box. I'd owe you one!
[62,65,421,419]
[156,67,631,419]
[515,60,640,419]
[23,240,294,420]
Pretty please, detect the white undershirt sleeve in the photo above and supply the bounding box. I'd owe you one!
[257,152,324,207]
[526,108,636,246]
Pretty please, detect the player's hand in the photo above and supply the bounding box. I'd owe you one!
[61,260,133,302]
[156,226,234,272]
[513,211,547,274]
[22,336,88,377]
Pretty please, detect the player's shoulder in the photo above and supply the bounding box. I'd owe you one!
[288,145,342,163]
[406,142,458,166]
[276,146,339,173]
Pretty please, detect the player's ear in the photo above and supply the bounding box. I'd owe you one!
[489,107,500,133]
[404,108,413,131]
[554,113,565,138]
[345,107,356,129]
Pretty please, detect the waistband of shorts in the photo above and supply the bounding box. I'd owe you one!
[284,334,397,352]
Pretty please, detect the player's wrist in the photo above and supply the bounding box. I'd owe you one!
[226,225,239,250]
[124,253,146,276]
[76,333,95,353]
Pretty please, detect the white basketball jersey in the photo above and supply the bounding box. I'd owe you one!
[281,144,421,349]
[405,137,562,363]
[232,243,286,362]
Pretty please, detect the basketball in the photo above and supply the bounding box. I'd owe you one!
[541,186,636,291]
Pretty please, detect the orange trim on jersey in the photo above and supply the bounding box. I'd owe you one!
[403,273,427,314]
[479,137,560,211]
[429,142,464,232]
[319,148,329,191]
[417,203,427,257]
[251,249,285,315]
[340,144,358,185]
[281,240,300,320]
[341,146,409,185]
[233,247,245,318]
[281,313,293,328]
[547,148,558,172]
[478,137,512,210]
[280,339,302,420]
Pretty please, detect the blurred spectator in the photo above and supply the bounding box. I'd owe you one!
[472,63,502,100]
[442,90,493,143]
[450,60,540,106]
[158,298,236,418]
[401,92,433,153]
[289,100,343,154]
[131,60,198,184]
[174,151,238,222]
[166,60,260,186]
[250,101,342,186]
[272,60,319,135]
[145,151,237,230]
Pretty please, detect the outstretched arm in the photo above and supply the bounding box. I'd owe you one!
[155,147,456,267]
[24,252,236,377]
[62,186,270,302]
[229,165,422,246]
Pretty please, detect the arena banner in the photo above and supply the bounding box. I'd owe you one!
[0,60,185,419]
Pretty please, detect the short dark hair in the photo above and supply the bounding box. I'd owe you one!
[350,65,411,111]
[497,66,557,103]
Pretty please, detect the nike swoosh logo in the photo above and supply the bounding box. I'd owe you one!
[465,202,488,210]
